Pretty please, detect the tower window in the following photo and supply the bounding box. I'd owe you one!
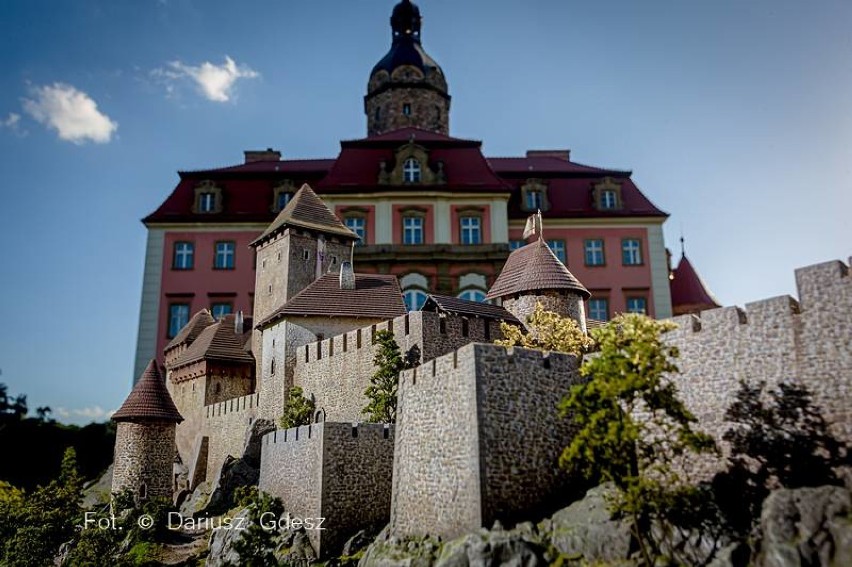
[403,158,422,183]
[403,103,412,116]
[622,239,643,266]
[460,216,482,245]
[403,216,424,245]
[584,239,605,266]
[173,242,194,270]
[214,241,236,270]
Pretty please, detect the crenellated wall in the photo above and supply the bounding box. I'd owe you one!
[203,393,260,483]
[293,311,506,423]
[391,343,585,540]
[259,422,395,558]
[662,259,852,479]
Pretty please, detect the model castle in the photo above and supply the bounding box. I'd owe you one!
[112,185,852,557]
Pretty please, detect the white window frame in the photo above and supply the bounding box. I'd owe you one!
[458,289,487,303]
[403,216,424,245]
[173,242,194,270]
[403,158,422,183]
[622,239,642,266]
[168,304,190,338]
[584,239,605,266]
[601,190,617,210]
[199,192,216,213]
[211,303,232,320]
[215,241,236,269]
[526,190,543,211]
[588,298,609,321]
[626,297,647,314]
[344,216,366,245]
[403,289,428,312]
[460,216,482,245]
[547,239,567,263]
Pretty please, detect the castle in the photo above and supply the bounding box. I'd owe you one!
[112,180,852,557]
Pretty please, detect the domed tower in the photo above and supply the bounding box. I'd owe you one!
[365,0,450,136]
[111,360,183,502]
[486,238,592,333]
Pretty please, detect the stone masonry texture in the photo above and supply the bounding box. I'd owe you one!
[504,291,587,333]
[259,422,395,558]
[390,343,585,540]
[661,259,851,480]
[112,421,176,500]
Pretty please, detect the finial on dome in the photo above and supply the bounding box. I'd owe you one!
[391,0,422,43]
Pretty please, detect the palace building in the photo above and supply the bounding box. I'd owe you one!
[134,0,715,380]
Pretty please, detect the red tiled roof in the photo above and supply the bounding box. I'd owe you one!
[258,273,406,327]
[251,184,359,246]
[113,360,183,423]
[171,314,256,368]
[143,128,666,225]
[165,309,215,352]
[487,239,591,300]
[670,254,720,315]
[422,294,520,324]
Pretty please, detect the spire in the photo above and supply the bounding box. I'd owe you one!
[391,0,422,43]
[670,254,721,316]
[112,360,183,423]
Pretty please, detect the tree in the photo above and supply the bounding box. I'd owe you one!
[0,383,28,423]
[495,302,594,356]
[713,380,852,535]
[362,331,419,424]
[559,314,718,565]
[280,387,315,429]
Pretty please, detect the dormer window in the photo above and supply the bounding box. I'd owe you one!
[403,158,421,183]
[520,179,550,212]
[526,190,543,211]
[192,181,223,214]
[272,181,296,213]
[199,192,216,212]
[593,177,623,211]
[277,192,291,210]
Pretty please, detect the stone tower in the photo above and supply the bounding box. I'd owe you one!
[111,359,183,501]
[365,0,450,136]
[486,238,591,332]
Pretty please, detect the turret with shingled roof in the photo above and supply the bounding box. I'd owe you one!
[487,213,591,332]
[669,237,720,316]
[112,360,183,501]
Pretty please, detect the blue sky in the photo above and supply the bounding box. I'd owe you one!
[0,0,849,424]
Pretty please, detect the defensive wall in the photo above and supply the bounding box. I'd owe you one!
[662,259,851,479]
[390,342,585,540]
[294,311,506,422]
[258,422,395,558]
[202,392,260,484]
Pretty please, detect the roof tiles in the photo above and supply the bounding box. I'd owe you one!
[112,360,183,423]
[171,314,256,368]
[486,239,591,300]
[251,184,358,246]
[421,294,520,324]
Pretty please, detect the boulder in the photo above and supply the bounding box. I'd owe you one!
[205,457,259,515]
[756,485,852,567]
[81,465,113,509]
[547,483,633,563]
[179,481,212,517]
[435,530,547,567]
[207,507,317,567]
[207,508,248,567]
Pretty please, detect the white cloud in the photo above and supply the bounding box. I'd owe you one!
[54,405,114,423]
[23,83,118,144]
[155,56,259,102]
[2,112,20,128]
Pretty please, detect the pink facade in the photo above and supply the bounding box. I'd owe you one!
[157,231,260,364]
[509,226,655,318]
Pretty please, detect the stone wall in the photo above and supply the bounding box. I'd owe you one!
[203,393,260,483]
[503,291,587,333]
[259,422,395,558]
[365,84,450,136]
[294,311,506,422]
[391,343,584,539]
[167,372,206,468]
[662,259,852,479]
[112,421,176,500]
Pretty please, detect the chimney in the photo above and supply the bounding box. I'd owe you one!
[244,148,282,163]
[526,149,570,161]
[234,311,244,335]
[339,261,356,290]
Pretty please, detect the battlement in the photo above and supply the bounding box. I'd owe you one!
[261,422,393,446]
[204,392,260,419]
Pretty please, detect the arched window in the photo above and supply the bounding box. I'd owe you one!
[458,289,487,303]
[403,158,422,183]
[403,289,428,312]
